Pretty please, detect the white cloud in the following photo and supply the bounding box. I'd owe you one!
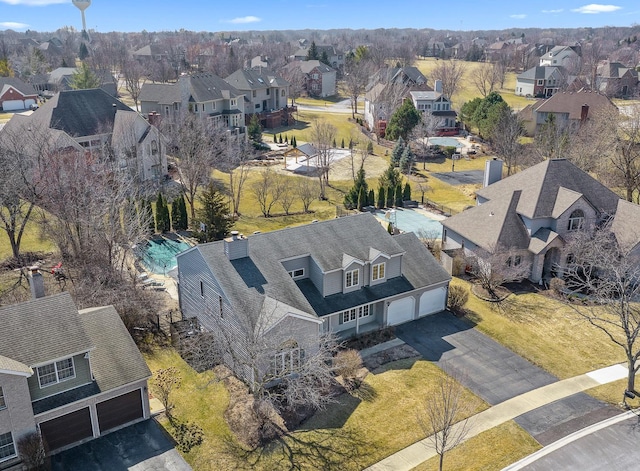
[510,14,527,19]
[0,0,68,5]
[571,4,622,14]
[542,9,564,13]
[225,16,261,24]
[0,21,29,29]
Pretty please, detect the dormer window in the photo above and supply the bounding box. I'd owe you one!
[345,269,359,288]
[288,268,304,279]
[230,99,237,107]
[372,262,386,281]
[37,358,76,388]
[568,210,585,231]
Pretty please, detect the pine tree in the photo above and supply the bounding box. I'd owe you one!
[285,135,289,143]
[377,187,385,209]
[395,183,404,208]
[307,41,319,60]
[273,133,277,142]
[69,62,100,90]
[171,199,179,231]
[386,186,394,208]
[341,138,345,149]
[400,145,414,174]
[156,193,170,232]
[144,199,155,233]
[403,182,412,202]
[194,182,233,242]
[391,137,405,167]
[292,136,297,148]
[357,186,367,211]
[368,189,375,206]
[344,167,369,210]
[79,42,89,60]
[279,134,283,144]
[333,138,337,148]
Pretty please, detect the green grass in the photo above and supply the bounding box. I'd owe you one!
[413,421,541,471]
[453,278,625,381]
[294,95,347,105]
[0,208,57,260]
[264,110,362,148]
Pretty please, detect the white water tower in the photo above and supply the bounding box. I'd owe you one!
[72,0,91,32]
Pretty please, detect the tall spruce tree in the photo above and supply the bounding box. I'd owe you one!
[391,137,405,167]
[403,182,412,202]
[395,183,404,208]
[194,182,233,242]
[377,187,385,209]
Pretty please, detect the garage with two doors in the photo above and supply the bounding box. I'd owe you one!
[386,287,448,326]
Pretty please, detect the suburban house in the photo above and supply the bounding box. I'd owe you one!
[176,214,450,380]
[46,67,118,97]
[611,199,640,258]
[515,66,566,97]
[281,60,336,98]
[368,66,427,90]
[409,80,457,132]
[139,73,246,135]
[440,158,620,283]
[224,68,294,128]
[592,60,639,98]
[518,89,617,136]
[0,270,151,469]
[1,88,168,183]
[0,78,38,112]
[132,44,185,65]
[539,45,581,68]
[292,44,344,70]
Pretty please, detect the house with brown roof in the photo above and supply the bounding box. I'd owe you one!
[0,269,151,468]
[592,61,638,98]
[440,159,620,283]
[515,66,566,98]
[518,89,617,136]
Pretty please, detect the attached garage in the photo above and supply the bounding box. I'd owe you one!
[387,296,415,326]
[39,407,93,452]
[96,389,144,433]
[2,99,26,111]
[418,287,447,317]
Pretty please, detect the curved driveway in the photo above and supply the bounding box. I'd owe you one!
[395,312,619,444]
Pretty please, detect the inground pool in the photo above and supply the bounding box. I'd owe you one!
[137,238,190,275]
[429,137,464,148]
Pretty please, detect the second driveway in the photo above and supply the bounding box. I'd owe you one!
[395,312,619,444]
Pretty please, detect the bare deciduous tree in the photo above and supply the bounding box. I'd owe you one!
[492,108,524,176]
[252,167,281,217]
[220,137,253,216]
[431,59,467,101]
[608,104,640,202]
[343,57,372,118]
[417,370,478,471]
[471,62,499,97]
[466,245,532,299]
[277,175,296,216]
[411,112,441,169]
[153,367,181,421]
[295,177,319,213]
[122,59,145,111]
[563,227,640,404]
[310,120,336,200]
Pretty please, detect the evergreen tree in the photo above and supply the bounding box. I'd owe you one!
[403,182,412,202]
[69,62,100,90]
[320,50,330,66]
[279,134,283,144]
[333,138,337,148]
[341,138,345,148]
[292,136,297,148]
[171,199,179,231]
[349,138,354,150]
[79,42,89,60]
[400,145,414,174]
[307,41,319,60]
[344,167,369,209]
[179,195,189,230]
[391,137,405,166]
[367,141,374,154]
[156,193,170,232]
[357,186,366,211]
[285,135,288,143]
[273,133,277,142]
[248,114,262,142]
[387,222,394,234]
[379,163,401,191]
[386,186,394,208]
[395,183,404,208]
[368,189,375,207]
[146,199,155,233]
[377,187,385,209]
[385,99,421,141]
[194,182,233,243]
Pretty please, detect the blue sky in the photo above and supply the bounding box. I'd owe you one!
[1,0,639,33]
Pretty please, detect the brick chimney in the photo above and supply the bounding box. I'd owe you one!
[581,104,589,122]
[29,266,45,299]
[224,231,249,260]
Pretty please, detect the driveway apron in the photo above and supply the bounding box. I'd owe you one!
[395,312,619,443]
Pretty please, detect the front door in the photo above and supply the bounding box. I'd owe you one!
[543,247,560,280]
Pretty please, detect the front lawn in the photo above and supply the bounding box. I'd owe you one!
[145,349,488,470]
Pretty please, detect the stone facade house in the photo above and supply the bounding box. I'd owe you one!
[282,60,336,98]
[593,61,639,98]
[515,66,566,97]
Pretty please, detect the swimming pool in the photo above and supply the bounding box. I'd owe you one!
[374,208,442,237]
[429,137,464,148]
[137,238,190,275]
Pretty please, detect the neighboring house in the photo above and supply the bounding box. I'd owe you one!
[282,60,336,98]
[592,61,639,98]
[363,82,389,132]
[539,45,581,67]
[611,199,640,258]
[139,73,246,134]
[1,88,168,183]
[0,78,38,111]
[249,55,270,69]
[440,158,620,283]
[177,214,451,380]
[367,66,427,90]
[132,44,185,64]
[46,67,118,97]
[515,66,566,97]
[0,270,151,469]
[224,68,294,128]
[518,89,617,136]
[292,45,344,69]
[409,80,457,130]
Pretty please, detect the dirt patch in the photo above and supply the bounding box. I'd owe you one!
[364,344,421,371]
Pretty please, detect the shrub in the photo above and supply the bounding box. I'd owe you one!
[334,349,364,391]
[447,285,469,312]
[550,277,566,295]
[173,421,204,453]
[17,432,49,471]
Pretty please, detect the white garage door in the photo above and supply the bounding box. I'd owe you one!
[419,287,447,317]
[2,100,25,111]
[24,98,36,108]
[387,296,415,326]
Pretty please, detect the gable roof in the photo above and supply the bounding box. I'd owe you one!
[0,292,93,367]
[540,45,579,61]
[0,77,38,97]
[188,213,449,321]
[138,83,181,105]
[517,66,562,81]
[181,73,243,102]
[225,68,289,91]
[78,306,151,391]
[33,88,132,137]
[0,355,32,377]
[293,60,335,74]
[530,90,617,120]
[611,199,640,253]
[475,159,619,219]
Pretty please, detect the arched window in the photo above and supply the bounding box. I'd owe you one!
[568,210,585,231]
[151,140,158,155]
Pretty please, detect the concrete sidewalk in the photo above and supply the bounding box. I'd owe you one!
[366,363,628,471]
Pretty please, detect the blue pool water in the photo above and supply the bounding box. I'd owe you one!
[429,137,463,148]
[374,208,442,237]
[138,238,190,275]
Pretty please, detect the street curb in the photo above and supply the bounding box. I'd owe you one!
[501,409,638,470]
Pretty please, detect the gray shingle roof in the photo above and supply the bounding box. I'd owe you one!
[611,199,640,253]
[191,213,449,320]
[78,306,151,392]
[139,83,181,105]
[531,90,616,120]
[184,74,242,102]
[225,68,289,91]
[0,77,38,96]
[0,292,93,366]
[517,66,561,81]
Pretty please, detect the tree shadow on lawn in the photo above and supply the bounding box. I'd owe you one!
[267,119,311,135]
[221,425,371,471]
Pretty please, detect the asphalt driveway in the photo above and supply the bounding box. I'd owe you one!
[51,419,191,471]
[395,312,619,444]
